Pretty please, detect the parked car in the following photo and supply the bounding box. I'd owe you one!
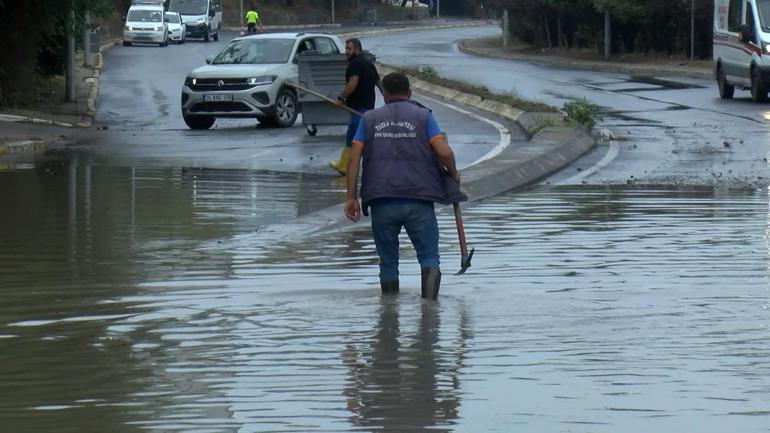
[713,0,770,102]
[168,0,221,42]
[181,32,345,130]
[123,2,168,47]
[166,12,186,44]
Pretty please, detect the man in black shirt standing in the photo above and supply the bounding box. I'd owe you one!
[330,38,382,176]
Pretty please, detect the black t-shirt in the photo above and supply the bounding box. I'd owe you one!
[345,54,379,110]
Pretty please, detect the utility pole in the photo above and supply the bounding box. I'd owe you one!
[66,8,76,102]
[603,10,611,60]
[502,9,509,48]
[83,13,92,67]
[690,0,696,60]
[331,0,335,23]
[240,0,244,30]
[436,0,440,19]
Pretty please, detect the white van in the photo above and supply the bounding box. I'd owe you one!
[714,0,770,102]
[168,0,222,42]
[123,1,169,47]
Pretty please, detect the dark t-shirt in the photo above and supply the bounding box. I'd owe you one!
[345,54,379,110]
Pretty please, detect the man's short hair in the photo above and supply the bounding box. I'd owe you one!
[382,73,410,96]
[346,38,363,51]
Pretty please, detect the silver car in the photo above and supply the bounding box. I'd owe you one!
[181,32,345,130]
[166,12,186,44]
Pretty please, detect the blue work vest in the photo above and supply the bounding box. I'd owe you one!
[359,99,467,215]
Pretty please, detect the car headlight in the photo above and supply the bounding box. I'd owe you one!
[196,18,206,23]
[764,42,770,55]
[125,25,133,31]
[248,76,277,86]
[155,26,163,31]
[185,77,197,86]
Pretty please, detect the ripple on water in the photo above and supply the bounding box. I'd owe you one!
[2,165,770,433]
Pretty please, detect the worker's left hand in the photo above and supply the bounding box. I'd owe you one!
[344,199,361,222]
[333,98,344,107]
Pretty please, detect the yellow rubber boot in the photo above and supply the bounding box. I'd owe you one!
[329,146,351,176]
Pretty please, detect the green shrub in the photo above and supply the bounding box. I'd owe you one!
[562,99,602,131]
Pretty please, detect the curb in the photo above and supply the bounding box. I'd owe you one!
[339,20,496,39]
[246,64,595,243]
[0,51,103,130]
[376,64,570,139]
[225,19,495,34]
[458,40,714,80]
[0,140,47,158]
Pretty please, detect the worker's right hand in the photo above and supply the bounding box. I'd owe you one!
[451,171,461,185]
[344,199,361,222]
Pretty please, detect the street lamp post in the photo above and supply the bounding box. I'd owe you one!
[691,0,696,60]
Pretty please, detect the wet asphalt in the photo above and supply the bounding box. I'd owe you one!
[81,30,521,174]
[362,26,770,188]
[2,25,770,433]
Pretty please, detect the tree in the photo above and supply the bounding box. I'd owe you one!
[0,0,113,105]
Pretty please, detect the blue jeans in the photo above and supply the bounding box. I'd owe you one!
[345,110,368,147]
[370,199,440,282]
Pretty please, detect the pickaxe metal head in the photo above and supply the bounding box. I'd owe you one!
[456,248,475,275]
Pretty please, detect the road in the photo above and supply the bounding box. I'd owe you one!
[81,30,522,174]
[363,26,770,188]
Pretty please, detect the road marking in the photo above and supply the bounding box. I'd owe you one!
[557,134,620,185]
[415,92,512,168]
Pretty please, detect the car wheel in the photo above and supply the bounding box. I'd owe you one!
[717,66,734,99]
[123,41,132,47]
[272,89,299,127]
[751,67,767,103]
[213,31,219,41]
[184,115,215,130]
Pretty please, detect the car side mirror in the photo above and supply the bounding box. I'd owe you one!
[209,9,216,17]
[205,55,215,64]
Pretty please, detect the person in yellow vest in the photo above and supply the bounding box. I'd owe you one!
[246,6,262,34]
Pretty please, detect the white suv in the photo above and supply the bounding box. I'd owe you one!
[181,32,345,130]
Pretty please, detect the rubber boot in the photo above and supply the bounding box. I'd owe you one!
[381,279,399,295]
[421,267,442,300]
[329,146,351,176]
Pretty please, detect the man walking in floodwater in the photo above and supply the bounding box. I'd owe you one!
[344,72,465,300]
[330,38,381,175]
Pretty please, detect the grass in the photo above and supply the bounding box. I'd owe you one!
[389,65,557,113]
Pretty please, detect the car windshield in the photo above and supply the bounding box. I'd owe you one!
[760,0,770,30]
[127,9,163,22]
[169,0,208,15]
[212,39,296,65]
[166,13,181,23]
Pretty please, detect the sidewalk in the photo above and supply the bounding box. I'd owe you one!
[0,49,103,160]
[459,36,714,80]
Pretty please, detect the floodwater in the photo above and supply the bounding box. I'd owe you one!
[1,161,770,433]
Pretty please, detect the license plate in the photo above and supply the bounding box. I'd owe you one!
[203,94,233,102]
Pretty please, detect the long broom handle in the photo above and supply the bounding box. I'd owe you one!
[284,81,362,116]
[453,202,468,258]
